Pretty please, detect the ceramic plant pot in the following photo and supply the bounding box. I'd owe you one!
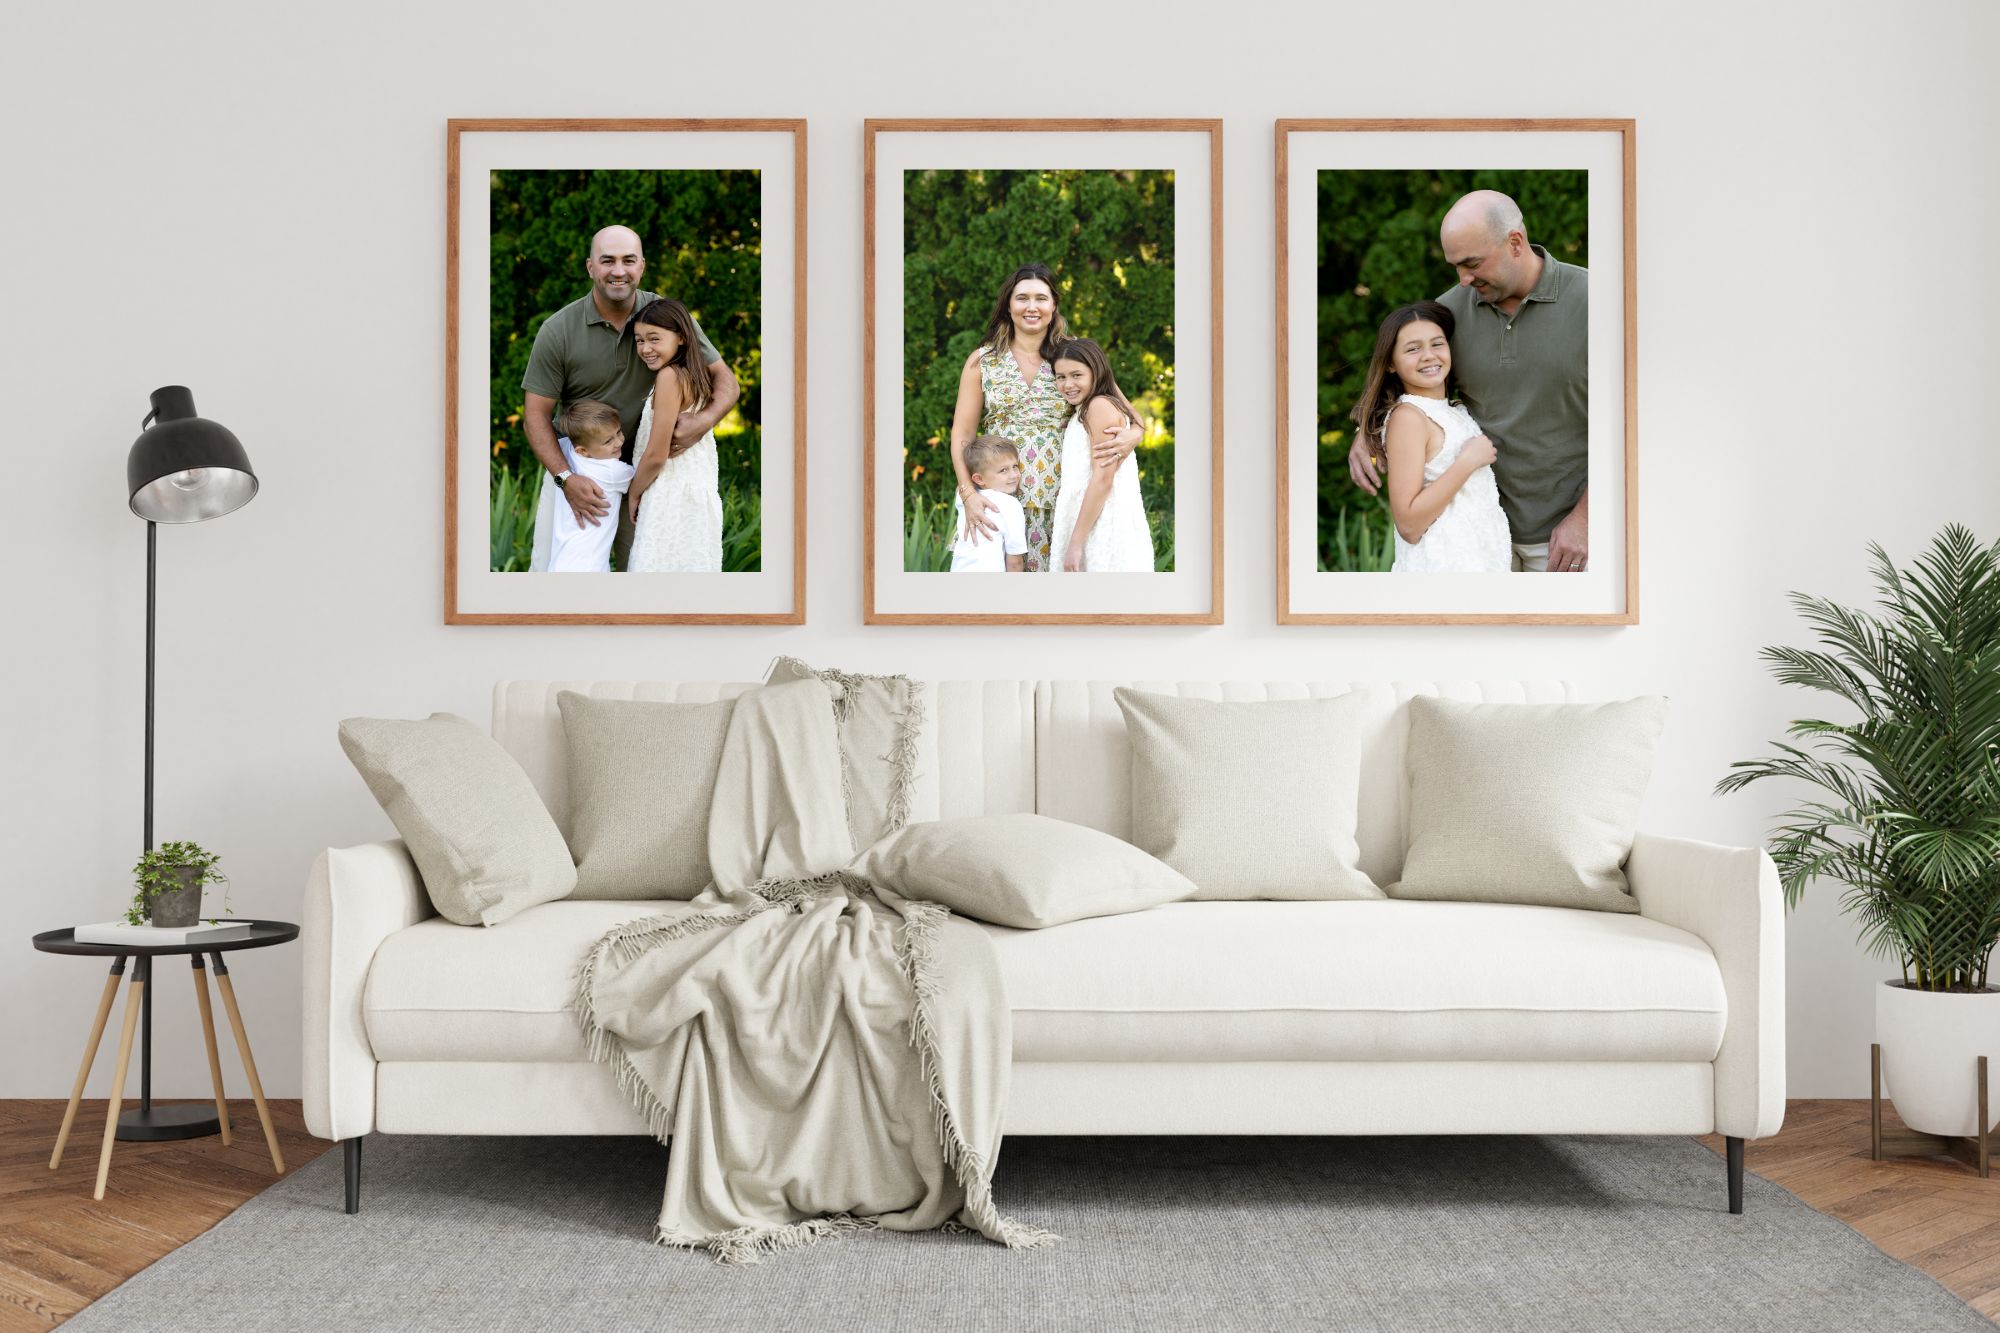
[147,867,205,929]
[1877,980,2000,1138]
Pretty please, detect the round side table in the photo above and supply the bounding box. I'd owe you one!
[33,919,298,1199]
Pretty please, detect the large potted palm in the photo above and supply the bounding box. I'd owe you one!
[1719,525,2000,1138]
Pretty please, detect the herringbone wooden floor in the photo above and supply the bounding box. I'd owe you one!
[3,1098,1998,1328]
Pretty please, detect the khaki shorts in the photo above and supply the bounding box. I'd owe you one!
[1511,542,1550,573]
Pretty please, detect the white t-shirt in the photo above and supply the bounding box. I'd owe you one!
[548,452,636,573]
[949,489,1027,572]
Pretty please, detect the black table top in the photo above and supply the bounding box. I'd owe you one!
[32,919,299,958]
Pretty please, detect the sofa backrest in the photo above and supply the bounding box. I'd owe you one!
[492,678,1572,882]
[1035,681,1572,887]
[491,680,1035,839]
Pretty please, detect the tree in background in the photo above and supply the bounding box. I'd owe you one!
[487,169,762,571]
[1316,170,1586,571]
[902,169,1177,571]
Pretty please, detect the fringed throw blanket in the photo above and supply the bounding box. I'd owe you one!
[574,668,1055,1262]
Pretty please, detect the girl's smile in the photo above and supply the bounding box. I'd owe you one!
[1392,320,1452,397]
[1052,358,1092,405]
[635,324,683,371]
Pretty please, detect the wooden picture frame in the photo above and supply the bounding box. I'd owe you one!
[445,118,807,624]
[1276,119,1637,625]
[864,119,1224,625]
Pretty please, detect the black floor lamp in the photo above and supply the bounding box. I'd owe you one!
[119,385,258,1141]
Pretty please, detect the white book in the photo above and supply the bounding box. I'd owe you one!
[73,919,256,946]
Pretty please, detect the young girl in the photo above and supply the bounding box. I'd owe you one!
[1047,339,1154,573]
[1350,302,1511,574]
[626,299,722,573]
[546,400,633,573]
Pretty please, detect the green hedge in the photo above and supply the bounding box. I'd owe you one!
[1316,170,1587,571]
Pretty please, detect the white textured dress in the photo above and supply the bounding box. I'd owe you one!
[1047,417,1155,572]
[1389,394,1512,574]
[627,388,723,573]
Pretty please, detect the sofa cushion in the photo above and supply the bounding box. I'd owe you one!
[338,713,576,927]
[989,900,1725,1064]
[364,898,1725,1067]
[558,692,735,900]
[1113,690,1381,901]
[1393,696,1667,913]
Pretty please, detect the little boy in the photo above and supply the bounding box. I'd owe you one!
[546,400,635,573]
[950,435,1028,573]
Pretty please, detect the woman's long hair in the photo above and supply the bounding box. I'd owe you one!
[1051,338,1140,433]
[633,298,712,410]
[975,263,1070,363]
[1349,301,1456,469]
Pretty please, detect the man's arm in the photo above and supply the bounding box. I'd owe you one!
[670,359,741,449]
[523,391,608,526]
[1547,486,1588,572]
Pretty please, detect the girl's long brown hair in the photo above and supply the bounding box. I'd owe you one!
[633,298,713,410]
[1349,301,1456,469]
[976,263,1070,364]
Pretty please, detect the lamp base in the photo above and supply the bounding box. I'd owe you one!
[116,1104,223,1142]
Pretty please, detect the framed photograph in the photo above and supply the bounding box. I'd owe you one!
[864,119,1222,625]
[1277,119,1636,624]
[446,119,805,624]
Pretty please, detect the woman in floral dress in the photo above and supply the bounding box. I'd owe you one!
[948,264,1142,571]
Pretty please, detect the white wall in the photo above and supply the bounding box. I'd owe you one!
[3,0,1995,1104]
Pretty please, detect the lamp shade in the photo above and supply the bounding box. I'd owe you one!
[127,386,257,522]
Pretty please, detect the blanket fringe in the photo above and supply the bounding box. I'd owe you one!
[897,902,1060,1251]
[657,1213,878,1265]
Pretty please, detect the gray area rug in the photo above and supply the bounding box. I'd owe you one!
[65,1133,1988,1332]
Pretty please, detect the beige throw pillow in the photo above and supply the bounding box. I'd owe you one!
[558,692,737,900]
[338,713,575,927]
[852,814,1196,929]
[1392,696,1667,913]
[1113,690,1382,901]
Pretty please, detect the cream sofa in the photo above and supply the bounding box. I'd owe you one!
[304,679,1785,1216]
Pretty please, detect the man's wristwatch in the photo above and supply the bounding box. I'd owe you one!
[555,470,574,489]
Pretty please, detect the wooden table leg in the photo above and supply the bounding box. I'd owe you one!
[51,957,126,1170]
[191,956,232,1147]
[94,961,146,1200]
[210,952,283,1173]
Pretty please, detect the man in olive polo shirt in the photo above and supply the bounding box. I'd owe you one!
[1349,190,1589,572]
[522,223,740,572]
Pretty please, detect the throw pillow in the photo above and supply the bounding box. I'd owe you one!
[1391,695,1668,913]
[558,692,737,900]
[851,813,1197,928]
[1112,689,1382,901]
[338,713,575,927]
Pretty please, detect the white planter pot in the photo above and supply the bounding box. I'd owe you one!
[1876,981,2000,1138]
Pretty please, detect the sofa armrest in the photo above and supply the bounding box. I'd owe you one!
[1627,832,1785,1140]
[301,840,434,1142]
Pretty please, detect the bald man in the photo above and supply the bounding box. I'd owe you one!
[1349,190,1589,573]
[521,225,740,572]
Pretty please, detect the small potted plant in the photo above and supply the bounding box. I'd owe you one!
[1719,524,2000,1138]
[128,841,230,929]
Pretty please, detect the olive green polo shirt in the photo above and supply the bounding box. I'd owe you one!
[521,290,722,464]
[1436,245,1587,544]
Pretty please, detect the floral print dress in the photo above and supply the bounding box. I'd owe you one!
[978,349,1070,571]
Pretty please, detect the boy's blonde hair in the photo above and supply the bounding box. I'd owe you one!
[556,398,621,450]
[964,434,1019,480]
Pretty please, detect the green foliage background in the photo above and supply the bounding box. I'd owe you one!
[902,168,1177,572]
[487,169,762,572]
[1316,170,1587,571]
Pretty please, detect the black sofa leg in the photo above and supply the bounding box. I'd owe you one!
[1726,1135,1744,1214]
[344,1136,363,1215]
